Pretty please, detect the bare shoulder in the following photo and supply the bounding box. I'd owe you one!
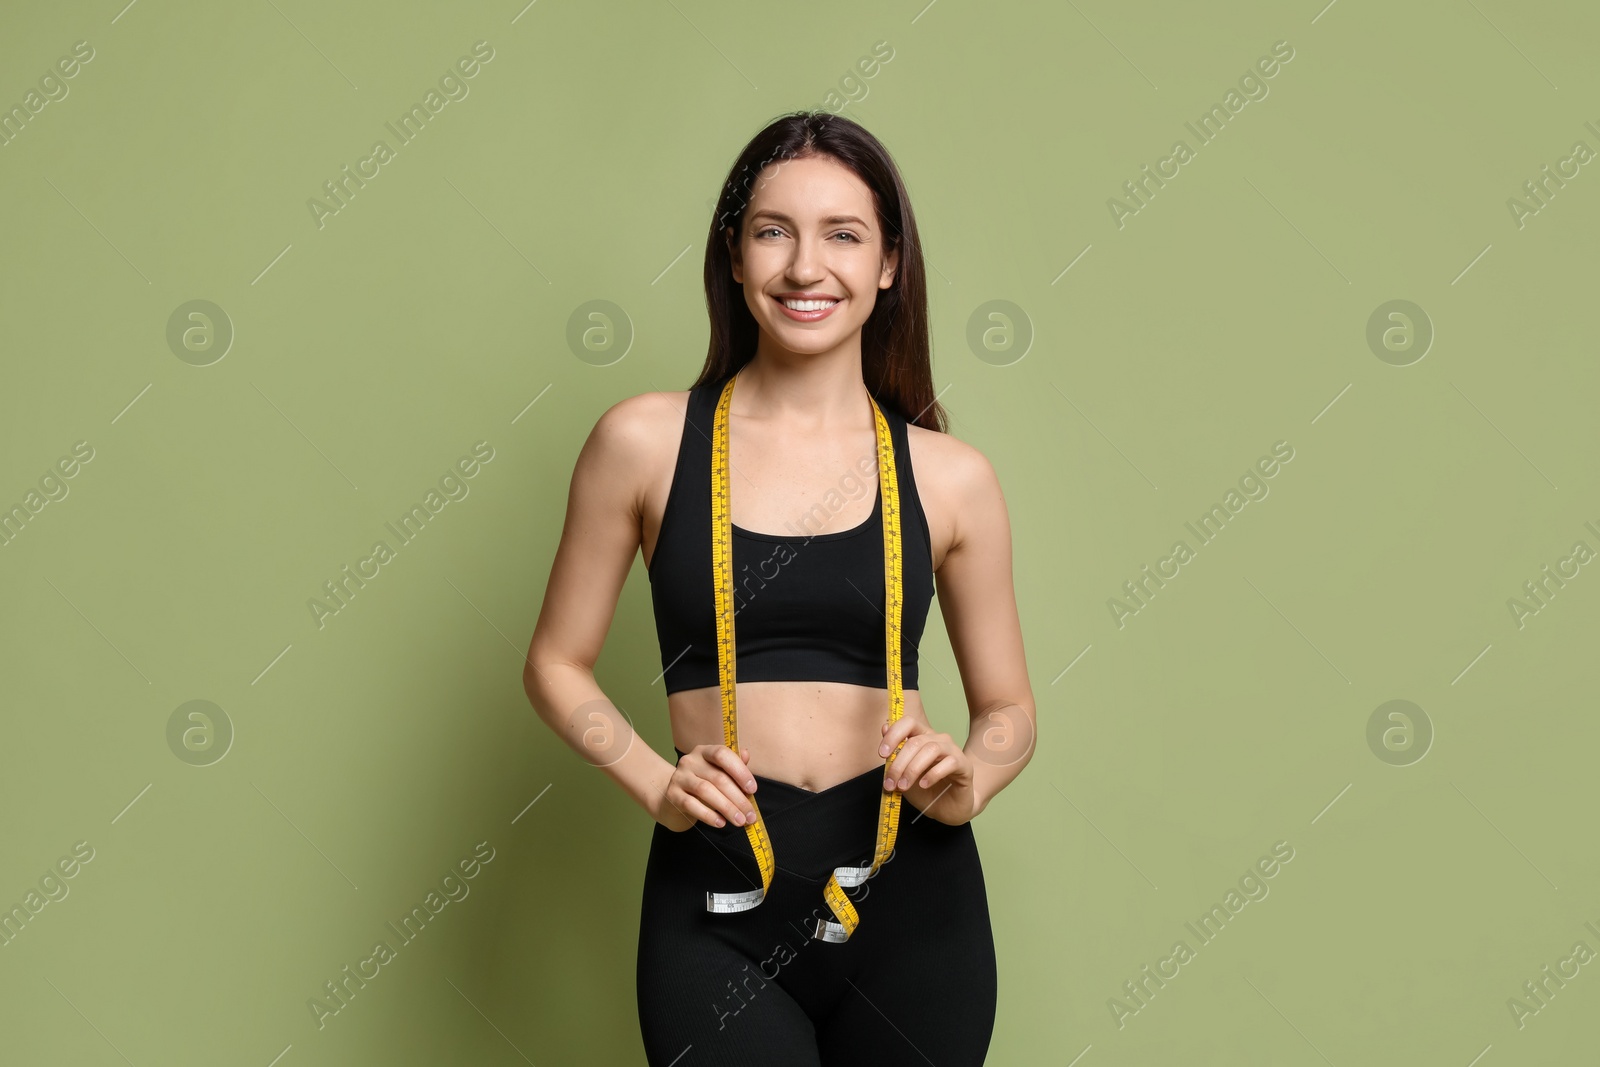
[589,388,689,450]
[905,423,1007,568]
[576,388,692,524]
[906,423,997,492]
[578,389,684,474]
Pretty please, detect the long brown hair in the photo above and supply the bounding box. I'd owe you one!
[691,111,947,433]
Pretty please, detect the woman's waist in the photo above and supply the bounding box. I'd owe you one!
[669,681,925,792]
[663,742,971,886]
[670,744,888,882]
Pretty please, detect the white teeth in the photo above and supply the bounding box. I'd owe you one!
[780,298,838,311]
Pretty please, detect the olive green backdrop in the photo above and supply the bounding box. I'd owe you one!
[3,0,1598,1063]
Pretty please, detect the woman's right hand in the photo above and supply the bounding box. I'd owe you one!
[656,745,760,832]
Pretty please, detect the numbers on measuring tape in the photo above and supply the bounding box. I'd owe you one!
[702,373,908,941]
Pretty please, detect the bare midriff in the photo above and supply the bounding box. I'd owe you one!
[669,681,929,793]
[642,387,934,795]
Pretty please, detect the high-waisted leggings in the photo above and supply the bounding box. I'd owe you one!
[636,748,998,1065]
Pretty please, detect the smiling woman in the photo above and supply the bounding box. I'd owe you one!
[522,111,1034,1066]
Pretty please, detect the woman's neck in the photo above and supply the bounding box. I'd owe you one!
[732,354,869,431]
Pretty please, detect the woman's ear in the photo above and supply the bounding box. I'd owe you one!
[879,242,899,290]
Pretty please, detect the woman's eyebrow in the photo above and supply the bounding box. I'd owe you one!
[748,210,870,227]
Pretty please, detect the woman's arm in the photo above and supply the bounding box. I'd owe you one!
[886,435,1037,823]
[933,441,1037,815]
[521,394,687,828]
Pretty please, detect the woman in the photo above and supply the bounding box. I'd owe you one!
[523,112,1035,1065]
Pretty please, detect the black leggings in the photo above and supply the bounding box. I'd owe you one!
[636,748,998,1065]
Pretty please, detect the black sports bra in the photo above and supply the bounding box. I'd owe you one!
[646,373,936,695]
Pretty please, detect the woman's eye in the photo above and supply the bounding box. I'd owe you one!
[752,227,858,242]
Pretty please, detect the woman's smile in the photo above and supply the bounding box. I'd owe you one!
[771,293,843,321]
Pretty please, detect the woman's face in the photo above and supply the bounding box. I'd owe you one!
[725,155,898,359]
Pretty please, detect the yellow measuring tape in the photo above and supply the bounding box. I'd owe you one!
[704,372,908,943]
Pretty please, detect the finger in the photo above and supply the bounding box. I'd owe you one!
[671,784,728,828]
[886,731,929,770]
[686,775,754,827]
[657,780,695,825]
[893,739,946,790]
[884,736,924,789]
[706,769,760,826]
[878,716,919,757]
[886,739,922,789]
[713,771,761,831]
[690,760,759,825]
[712,746,758,794]
[914,753,962,790]
[913,739,960,788]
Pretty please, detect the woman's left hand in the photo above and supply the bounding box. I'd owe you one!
[879,717,980,826]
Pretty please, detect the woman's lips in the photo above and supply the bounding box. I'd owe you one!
[772,295,841,322]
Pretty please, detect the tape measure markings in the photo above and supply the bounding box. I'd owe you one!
[703,372,907,943]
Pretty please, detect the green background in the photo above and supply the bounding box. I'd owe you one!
[3,0,1598,1063]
